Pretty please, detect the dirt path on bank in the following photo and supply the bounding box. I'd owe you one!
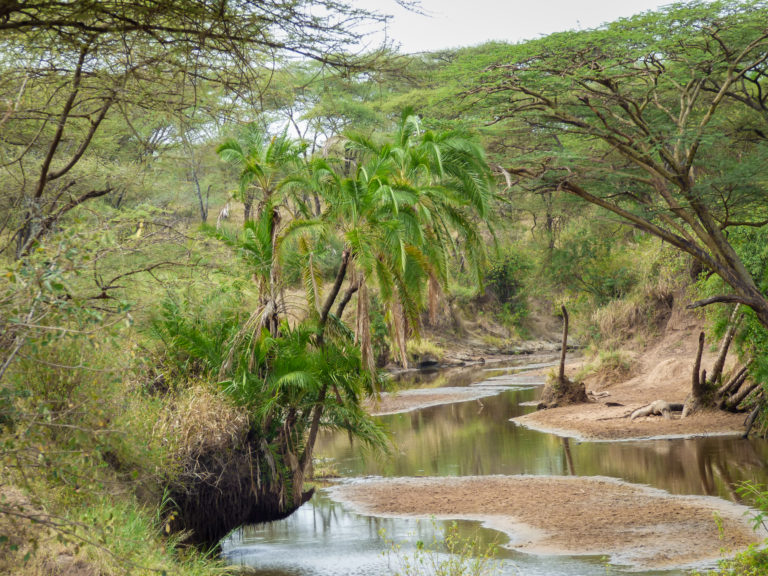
[329,475,762,569]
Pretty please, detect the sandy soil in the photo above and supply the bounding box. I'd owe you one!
[514,303,748,441]
[329,475,763,569]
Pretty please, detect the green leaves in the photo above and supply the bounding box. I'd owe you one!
[476,0,768,330]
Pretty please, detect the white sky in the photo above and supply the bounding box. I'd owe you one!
[352,0,676,53]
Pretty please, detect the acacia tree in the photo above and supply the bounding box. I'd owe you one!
[475,1,768,327]
[0,0,390,258]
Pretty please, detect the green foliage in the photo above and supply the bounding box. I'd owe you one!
[336,107,495,312]
[475,0,768,331]
[217,124,308,221]
[149,292,388,452]
[697,225,768,386]
[5,1,768,571]
[369,294,392,366]
[548,227,638,306]
[485,252,531,325]
[695,482,768,576]
[149,294,243,381]
[736,482,768,533]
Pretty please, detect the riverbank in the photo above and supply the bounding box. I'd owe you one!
[390,294,748,441]
[329,475,763,570]
[368,355,557,416]
[514,304,748,441]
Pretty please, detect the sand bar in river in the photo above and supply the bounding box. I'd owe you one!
[329,475,763,569]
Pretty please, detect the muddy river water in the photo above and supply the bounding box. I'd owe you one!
[222,355,768,575]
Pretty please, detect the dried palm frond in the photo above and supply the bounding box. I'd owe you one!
[390,294,409,369]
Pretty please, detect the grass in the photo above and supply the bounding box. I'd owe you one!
[695,545,768,576]
[0,266,236,576]
[381,519,502,576]
[310,457,340,480]
[0,473,231,576]
[407,338,446,362]
[693,483,768,576]
[574,349,635,384]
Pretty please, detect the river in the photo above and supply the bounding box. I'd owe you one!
[222,354,768,575]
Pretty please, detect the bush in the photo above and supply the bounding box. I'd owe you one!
[485,253,529,311]
[406,338,445,363]
[695,482,768,575]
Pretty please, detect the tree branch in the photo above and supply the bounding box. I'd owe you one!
[687,294,763,310]
[318,248,350,334]
[33,44,89,200]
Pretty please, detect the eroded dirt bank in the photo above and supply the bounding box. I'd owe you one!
[329,475,762,569]
[514,302,747,441]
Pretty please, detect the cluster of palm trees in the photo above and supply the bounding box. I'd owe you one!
[197,108,495,522]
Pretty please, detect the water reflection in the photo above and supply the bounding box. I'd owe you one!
[224,359,768,575]
[318,386,768,499]
[223,492,685,576]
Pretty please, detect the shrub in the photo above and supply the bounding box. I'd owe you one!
[485,253,530,312]
[694,482,768,575]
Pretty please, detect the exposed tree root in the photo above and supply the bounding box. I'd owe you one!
[629,400,684,420]
[683,332,707,418]
[743,393,764,438]
[168,439,314,548]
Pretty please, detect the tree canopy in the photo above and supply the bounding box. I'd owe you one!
[0,0,394,258]
[475,0,768,326]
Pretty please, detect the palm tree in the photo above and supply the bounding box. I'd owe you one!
[188,110,494,541]
[216,125,309,336]
[224,321,387,514]
[217,124,306,223]
[323,108,495,366]
[154,295,387,544]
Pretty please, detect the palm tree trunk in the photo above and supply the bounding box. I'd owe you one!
[298,382,327,475]
[318,248,350,337]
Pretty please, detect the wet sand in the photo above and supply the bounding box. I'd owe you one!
[369,363,552,417]
[329,475,763,569]
[367,386,514,416]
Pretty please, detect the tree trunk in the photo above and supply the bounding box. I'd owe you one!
[243,199,252,223]
[743,395,763,438]
[716,365,749,408]
[683,332,709,417]
[318,248,350,338]
[190,168,209,223]
[335,279,360,319]
[725,381,760,412]
[558,304,569,385]
[539,305,588,408]
[710,305,741,385]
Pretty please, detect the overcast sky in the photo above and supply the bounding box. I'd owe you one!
[352,0,676,53]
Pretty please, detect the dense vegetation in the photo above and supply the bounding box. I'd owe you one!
[1,1,767,574]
